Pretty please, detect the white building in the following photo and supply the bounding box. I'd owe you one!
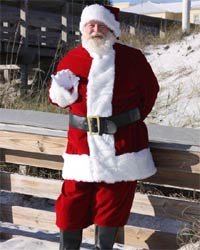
[114,1,200,24]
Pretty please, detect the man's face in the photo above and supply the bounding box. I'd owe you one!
[82,20,116,56]
[84,20,111,38]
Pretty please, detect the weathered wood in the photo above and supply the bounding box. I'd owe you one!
[0,109,199,150]
[1,130,199,189]
[2,149,63,170]
[0,1,81,59]
[151,148,200,173]
[0,109,68,131]
[123,225,178,249]
[147,168,200,190]
[0,172,62,199]
[0,205,177,248]
[1,5,79,31]
[0,65,20,70]
[132,193,200,223]
[0,205,57,231]
[0,109,199,247]
[0,123,66,137]
[1,172,199,223]
[0,131,66,155]
[0,65,20,82]
[147,148,200,190]
[148,124,200,148]
[0,5,20,24]
[1,148,199,189]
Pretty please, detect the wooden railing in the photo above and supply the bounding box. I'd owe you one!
[0,108,200,249]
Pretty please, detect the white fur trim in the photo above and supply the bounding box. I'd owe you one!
[62,148,157,183]
[87,49,116,164]
[79,4,121,37]
[49,80,79,108]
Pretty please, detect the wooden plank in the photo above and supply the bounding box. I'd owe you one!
[1,109,199,151]
[28,10,61,30]
[1,5,79,30]
[148,124,200,148]
[147,148,200,189]
[0,109,68,131]
[151,148,200,173]
[0,65,20,70]
[123,225,178,249]
[0,205,177,248]
[132,193,200,223]
[0,204,89,238]
[1,131,199,189]
[0,131,66,155]
[1,109,200,149]
[0,5,20,23]
[0,123,66,137]
[1,172,199,223]
[146,169,200,190]
[0,172,62,199]
[0,205,58,232]
[3,149,63,170]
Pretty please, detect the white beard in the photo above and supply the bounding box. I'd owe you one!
[82,31,116,57]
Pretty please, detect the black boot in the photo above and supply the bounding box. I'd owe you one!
[94,225,118,250]
[59,229,82,250]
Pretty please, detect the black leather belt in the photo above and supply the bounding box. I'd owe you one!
[69,107,141,135]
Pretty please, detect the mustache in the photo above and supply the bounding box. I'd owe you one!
[89,32,105,39]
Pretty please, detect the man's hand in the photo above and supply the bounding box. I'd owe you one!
[51,69,80,90]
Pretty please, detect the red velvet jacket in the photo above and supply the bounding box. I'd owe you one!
[49,43,159,183]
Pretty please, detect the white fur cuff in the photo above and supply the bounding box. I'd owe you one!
[49,80,79,108]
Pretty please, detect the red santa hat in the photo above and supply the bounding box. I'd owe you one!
[79,4,121,37]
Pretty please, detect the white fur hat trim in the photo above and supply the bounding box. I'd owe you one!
[79,4,121,37]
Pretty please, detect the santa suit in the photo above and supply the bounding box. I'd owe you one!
[49,42,159,230]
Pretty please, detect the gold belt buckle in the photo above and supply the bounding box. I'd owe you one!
[87,116,100,135]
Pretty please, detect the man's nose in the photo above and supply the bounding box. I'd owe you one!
[94,24,100,32]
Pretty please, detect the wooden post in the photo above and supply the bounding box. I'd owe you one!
[160,19,167,38]
[138,15,141,35]
[128,14,137,36]
[182,0,191,33]
[61,2,69,43]
[19,165,28,175]
[20,0,29,96]
[0,9,3,58]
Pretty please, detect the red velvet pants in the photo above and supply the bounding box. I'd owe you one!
[55,180,137,230]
